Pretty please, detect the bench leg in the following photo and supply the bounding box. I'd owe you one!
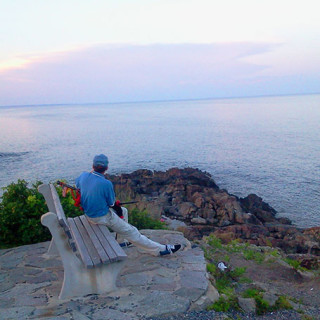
[60,260,124,299]
[46,238,59,256]
[41,212,124,299]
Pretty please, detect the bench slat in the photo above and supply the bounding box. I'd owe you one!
[79,215,111,264]
[73,217,102,267]
[88,223,119,262]
[97,225,127,261]
[68,218,94,268]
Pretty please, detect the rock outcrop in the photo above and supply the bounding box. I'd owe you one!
[107,168,320,263]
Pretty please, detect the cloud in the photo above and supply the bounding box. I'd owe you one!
[0,42,316,106]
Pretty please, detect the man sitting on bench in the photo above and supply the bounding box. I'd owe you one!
[76,154,181,256]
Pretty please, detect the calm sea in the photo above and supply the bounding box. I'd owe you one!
[0,95,319,228]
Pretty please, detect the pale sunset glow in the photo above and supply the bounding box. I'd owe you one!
[0,0,319,105]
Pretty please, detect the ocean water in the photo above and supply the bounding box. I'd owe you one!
[0,94,319,228]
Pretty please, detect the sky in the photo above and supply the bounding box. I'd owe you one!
[0,0,319,106]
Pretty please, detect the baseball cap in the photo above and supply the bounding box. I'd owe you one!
[93,154,109,167]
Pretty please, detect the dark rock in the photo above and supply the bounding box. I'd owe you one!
[286,254,320,270]
[277,217,292,225]
[240,193,277,223]
[105,168,319,259]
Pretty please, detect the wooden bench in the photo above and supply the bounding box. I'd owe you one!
[38,183,127,299]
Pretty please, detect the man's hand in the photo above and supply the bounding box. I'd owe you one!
[111,200,123,218]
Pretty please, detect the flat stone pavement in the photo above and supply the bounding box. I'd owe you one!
[0,230,218,320]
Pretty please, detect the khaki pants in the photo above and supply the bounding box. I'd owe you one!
[87,208,166,256]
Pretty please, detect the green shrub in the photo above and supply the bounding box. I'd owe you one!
[242,288,261,299]
[219,285,235,296]
[242,288,269,315]
[207,263,218,275]
[268,249,280,257]
[238,276,253,284]
[230,266,246,278]
[207,294,239,312]
[206,235,223,251]
[284,258,308,271]
[242,289,293,314]
[275,296,293,310]
[242,248,253,259]
[243,248,265,263]
[207,296,231,312]
[0,180,82,248]
[255,296,270,315]
[301,315,316,320]
[215,274,232,292]
[0,180,49,247]
[223,254,231,263]
[225,239,244,253]
[203,247,214,260]
[128,208,166,230]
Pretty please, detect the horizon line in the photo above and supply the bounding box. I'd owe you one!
[1,91,319,108]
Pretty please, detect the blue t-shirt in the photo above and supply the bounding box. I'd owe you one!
[75,171,115,218]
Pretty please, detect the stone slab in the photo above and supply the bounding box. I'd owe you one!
[0,280,15,293]
[0,273,8,282]
[91,307,135,320]
[0,230,214,319]
[179,270,208,291]
[135,291,190,317]
[0,297,15,308]
[8,269,57,285]
[174,287,206,301]
[118,272,150,287]
[15,294,49,307]
[0,306,35,319]
[0,282,52,300]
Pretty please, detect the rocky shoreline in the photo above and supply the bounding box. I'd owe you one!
[107,167,320,269]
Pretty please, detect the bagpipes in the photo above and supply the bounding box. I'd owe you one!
[56,181,138,218]
[57,181,83,210]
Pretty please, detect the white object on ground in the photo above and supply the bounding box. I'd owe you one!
[217,262,228,272]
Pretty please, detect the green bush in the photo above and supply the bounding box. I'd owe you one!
[243,248,265,263]
[238,276,253,284]
[284,258,308,271]
[230,266,246,278]
[268,249,281,258]
[275,296,293,310]
[0,180,49,247]
[215,275,232,292]
[128,208,166,230]
[225,239,245,253]
[242,288,270,315]
[207,296,231,312]
[0,180,82,248]
[242,288,261,298]
[207,294,239,312]
[206,234,223,250]
[207,263,218,275]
